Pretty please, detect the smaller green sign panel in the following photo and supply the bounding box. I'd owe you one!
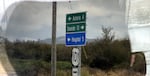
[66,23,86,32]
[66,12,86,23]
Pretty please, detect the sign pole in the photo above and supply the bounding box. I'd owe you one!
[72,47,81,76]
[51,2,57,76]
[66,12,86,76]
[79,46,81,76]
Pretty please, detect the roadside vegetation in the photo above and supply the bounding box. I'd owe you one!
[4,26,145,76]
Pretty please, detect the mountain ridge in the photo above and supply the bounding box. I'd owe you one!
[39,36,95,44]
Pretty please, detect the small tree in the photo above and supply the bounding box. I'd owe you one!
[101,26,115,43]
[87,26,116,69]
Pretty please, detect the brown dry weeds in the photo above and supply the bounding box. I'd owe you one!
[82,67,144,76]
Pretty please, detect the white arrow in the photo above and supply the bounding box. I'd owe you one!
[68,16,72,21]
[67,38,71,42]
[80,25,84,30]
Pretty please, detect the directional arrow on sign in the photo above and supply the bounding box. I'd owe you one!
[67,38,71,42]
[81,25,84,30]
[68,16,72,21]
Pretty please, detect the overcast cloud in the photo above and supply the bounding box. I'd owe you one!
[5,0,128,41]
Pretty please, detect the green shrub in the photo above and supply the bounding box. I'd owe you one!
[57,61,72,70]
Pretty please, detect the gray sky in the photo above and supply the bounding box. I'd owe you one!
[5,0,128,41]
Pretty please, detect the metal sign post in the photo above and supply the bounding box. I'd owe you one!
[72,47,81,76]
[51,2,57,76]
[78,47,81,76]
[66,12,86,76]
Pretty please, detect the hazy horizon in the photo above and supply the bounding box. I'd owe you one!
[3,0,128,41]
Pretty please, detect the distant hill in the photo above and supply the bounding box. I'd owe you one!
[39,36,95,44]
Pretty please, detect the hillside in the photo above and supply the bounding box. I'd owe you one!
[39,36,95,44]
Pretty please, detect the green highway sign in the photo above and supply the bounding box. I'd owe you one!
[66,12,86,23]
[66,23,86,32]
[66,12,86,46]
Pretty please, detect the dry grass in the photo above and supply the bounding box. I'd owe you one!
[82,67,144,76]
[56,67,145,76]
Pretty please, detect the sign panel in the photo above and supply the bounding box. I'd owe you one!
[72,48,80,66]
[72,48,81,76]
[66,23,86,32]
[66,12,86,46]
[66,12,86,23]
[66,33,86,46]
[72,67,79,76]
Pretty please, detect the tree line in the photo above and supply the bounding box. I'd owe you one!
[4,26,146,75]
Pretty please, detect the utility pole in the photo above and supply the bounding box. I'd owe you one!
[51,2,57,76]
